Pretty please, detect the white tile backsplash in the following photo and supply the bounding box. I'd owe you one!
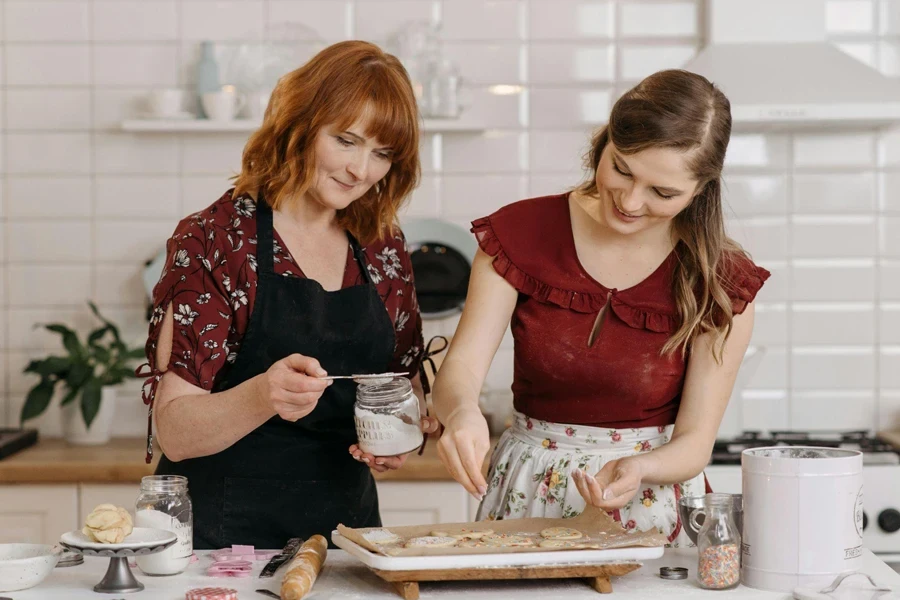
[619,2,698,38]
[791,303,876,345]
[7,134,91,175]
[6,89,92,131]
[180,1,265,41]
[267,1,351,41]
[444,43,522,85]
[94,220,177,263]
[793,133,876,168]
[528,0,614,40]
[92,1,179,42]
[794,172,876,213]
[7,177,93,218]
[442,0,521,40]
[95,177,181,218]
[6,45,90,86]
[618,44,696,81]
[791,260,876,301]
[529,88,611,129]
[7,265,93,307]
[93,45,180,87]
[8,221,92,263]
[722,174,788,217]
[792,347,876,389]
[354,1,436,42]
[3,0,900,437]
[791,215,877,258]
[94,133,179,174]
[724,134,790,169]
[529,44,615,84]
[6,1,90,42]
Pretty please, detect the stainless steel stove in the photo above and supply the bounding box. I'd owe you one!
[704,430,900,568]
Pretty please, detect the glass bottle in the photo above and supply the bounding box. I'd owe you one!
[195,41,220,118]
[354,378,422,456]
[134,475,193,576]
[694,493,741,590]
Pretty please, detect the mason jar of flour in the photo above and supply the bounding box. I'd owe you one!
[354,378,423,456]
[134,475,193,575]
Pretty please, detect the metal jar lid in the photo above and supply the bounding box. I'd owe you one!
[56,550,84,568]
[659,566,688,580]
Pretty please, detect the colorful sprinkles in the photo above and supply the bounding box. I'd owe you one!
[697,544,740,589]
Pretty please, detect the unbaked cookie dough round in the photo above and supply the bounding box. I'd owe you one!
[482,534,536,547]
[405,536,458,548]
[362,529,401,545]
[538,539,599,549]
[539,527,583,540]
[430,528,494,540]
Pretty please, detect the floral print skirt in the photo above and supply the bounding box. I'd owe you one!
[476,411,707,547]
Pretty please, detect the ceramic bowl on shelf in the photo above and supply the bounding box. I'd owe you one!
[0,543,60,592]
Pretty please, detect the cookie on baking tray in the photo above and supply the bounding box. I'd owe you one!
[405,536,459,548]
[430,528,494,540]
[539,527,584,540]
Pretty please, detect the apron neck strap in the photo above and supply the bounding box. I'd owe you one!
[255,192,276,275]
[256,190,376,286]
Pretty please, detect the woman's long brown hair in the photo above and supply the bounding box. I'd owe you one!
[233,41,420,245]
[579,69,749,362]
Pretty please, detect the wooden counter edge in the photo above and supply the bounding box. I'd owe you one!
[0,437,496,484]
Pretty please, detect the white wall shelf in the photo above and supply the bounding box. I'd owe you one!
[120,117,484,134]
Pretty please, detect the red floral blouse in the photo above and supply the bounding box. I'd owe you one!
[139,189,424,415]
[472,193,770,429]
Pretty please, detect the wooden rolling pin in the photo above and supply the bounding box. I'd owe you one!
[280,535,328,600]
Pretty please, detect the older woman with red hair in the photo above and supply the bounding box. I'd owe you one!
[139,41,437,549]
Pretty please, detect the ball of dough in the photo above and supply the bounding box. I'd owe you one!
[82,504,133,544]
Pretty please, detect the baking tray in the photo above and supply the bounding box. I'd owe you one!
[331,531,663,571]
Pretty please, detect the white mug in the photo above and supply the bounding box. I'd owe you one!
[202,89,244,121]
[242,89,271,120]
[147,88,185,118]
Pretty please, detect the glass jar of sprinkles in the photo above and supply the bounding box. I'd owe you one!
[694,493,741,590]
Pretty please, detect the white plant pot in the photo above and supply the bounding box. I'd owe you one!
[62,387,117,446]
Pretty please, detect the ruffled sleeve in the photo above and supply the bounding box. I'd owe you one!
[721,251,771,315]
[470,196,680,333]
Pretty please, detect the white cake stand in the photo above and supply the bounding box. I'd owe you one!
[59,527,177,593]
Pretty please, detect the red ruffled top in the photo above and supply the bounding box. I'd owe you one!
[472,193,770,428]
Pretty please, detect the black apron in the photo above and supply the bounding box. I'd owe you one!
[156,195,396,550]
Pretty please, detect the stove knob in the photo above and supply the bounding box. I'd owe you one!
[878,509,900,533]
[863,511,869,531]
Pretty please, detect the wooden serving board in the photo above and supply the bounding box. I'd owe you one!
[372,562,642,599]
[333,531,655,599]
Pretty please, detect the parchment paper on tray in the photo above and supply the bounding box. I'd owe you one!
[336,504,667,557]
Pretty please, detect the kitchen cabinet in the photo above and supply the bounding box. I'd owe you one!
[0,484,78,544]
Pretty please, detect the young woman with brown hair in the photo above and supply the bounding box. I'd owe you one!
[432,69,769,545]
[139,41,437,549]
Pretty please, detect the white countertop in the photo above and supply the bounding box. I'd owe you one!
[8,548,900,599]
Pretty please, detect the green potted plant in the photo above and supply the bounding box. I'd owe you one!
[20,302,146,445]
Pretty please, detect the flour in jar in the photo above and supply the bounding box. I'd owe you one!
[354,407,422,456]
[135,508,192,575]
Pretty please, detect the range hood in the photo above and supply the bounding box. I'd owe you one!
[682,0,900,131]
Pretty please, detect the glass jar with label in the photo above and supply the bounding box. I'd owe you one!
[134,475,193,576]
[354,378,423,456]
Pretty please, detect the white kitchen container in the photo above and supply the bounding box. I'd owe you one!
[741,446,863,592]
